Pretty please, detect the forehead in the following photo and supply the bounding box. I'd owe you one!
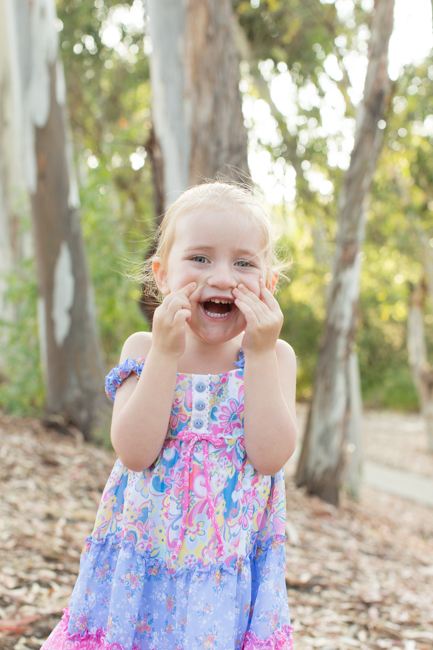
[172,208,266,255]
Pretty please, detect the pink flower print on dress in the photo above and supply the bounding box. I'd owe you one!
[74,613,89,632]
[219,399,243,433]
[121,569,142,597]
[136,615,152,636]
[166,595,176,613]
[189,520,206,541]
[94,562,111,583]
[198,626,217,650]
[147,564,159,576]
[166,623,174,634]
[182,553,198,569]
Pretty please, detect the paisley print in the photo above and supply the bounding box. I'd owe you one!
[41,356,293,650]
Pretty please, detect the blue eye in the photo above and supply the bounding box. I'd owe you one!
[191,256,208,264]
[236,260,254,268]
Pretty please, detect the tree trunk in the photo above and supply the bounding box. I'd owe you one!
[296,0,395,505]
[11,0,105,437]
[0,0,29,344]
[407,279,433,453]
[143,0,249,319]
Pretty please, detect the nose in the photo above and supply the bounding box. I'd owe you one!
[207,262,237,290]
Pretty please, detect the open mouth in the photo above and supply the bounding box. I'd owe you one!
[201,299,234,319]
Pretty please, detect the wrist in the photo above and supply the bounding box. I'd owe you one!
[243,348,277,364]
[146,345,180,368]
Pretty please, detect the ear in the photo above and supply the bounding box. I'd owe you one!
[268,273,278,294]
[152,257,170,295]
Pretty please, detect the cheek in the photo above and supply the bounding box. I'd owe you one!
[243,274,261,296]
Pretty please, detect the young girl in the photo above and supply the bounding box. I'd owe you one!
[42,182,297,650]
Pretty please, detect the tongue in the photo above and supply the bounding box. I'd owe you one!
[204,301,232,315]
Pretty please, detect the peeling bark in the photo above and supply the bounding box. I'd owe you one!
[147,0,248,203]
[296,0,395,505]
[5,0,106,436]
[143,0,249,320]
[30,59,105,437]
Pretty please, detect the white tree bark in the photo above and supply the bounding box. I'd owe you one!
[296,0,395,505]
[147,0,249,207]
[4,0,105,436]
[0,0,29,335]
[142,0,249,321]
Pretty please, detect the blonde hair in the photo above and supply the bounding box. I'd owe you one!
[142,182,290,297]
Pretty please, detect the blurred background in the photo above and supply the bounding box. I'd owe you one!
[1,0,432,419]
[1,1,433,647]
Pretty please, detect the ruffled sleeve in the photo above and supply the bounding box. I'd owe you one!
[105,358,145,402]
[233,348,245,369]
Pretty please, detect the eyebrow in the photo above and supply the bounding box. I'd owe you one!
[185,245,259,258]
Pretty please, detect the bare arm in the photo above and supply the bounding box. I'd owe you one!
[243,342,297,475]
[233,281,297,475]
[110,282,196,471]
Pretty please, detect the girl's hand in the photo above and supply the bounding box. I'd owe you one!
[152,282,197,358]
[233,279,283,356]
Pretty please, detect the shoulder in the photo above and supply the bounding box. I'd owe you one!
[275,339,296,366]
[119,331,153,363]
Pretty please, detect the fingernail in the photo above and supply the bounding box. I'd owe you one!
[238,284,244,290]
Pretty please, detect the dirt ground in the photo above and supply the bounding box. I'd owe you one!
[0,408,432,650]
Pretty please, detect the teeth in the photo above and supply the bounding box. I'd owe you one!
[204,310,228,318]
[210,299,230,304]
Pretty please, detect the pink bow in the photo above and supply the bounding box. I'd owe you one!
[170,429,225,564]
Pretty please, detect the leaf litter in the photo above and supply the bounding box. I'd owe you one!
[0,408,432,650]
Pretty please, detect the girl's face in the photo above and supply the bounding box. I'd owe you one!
[154,208,270,345]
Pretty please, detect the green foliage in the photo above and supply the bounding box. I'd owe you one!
[235,0,433,410]
[2,0,432,419]
[55,0,156,365]
[79,162,150,368]
[0,255,45,416]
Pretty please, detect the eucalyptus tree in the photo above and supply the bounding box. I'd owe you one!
[5,0,105,436]
[371,59,433,453]
[295,0,395,504]
[0,0,28,343]
[234,0,374,497]
[146,0,249,208]
[141,0,249,318]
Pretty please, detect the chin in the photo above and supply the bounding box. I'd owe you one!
[187,316,245,345]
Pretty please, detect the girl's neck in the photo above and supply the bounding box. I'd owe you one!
[176,332,243,375]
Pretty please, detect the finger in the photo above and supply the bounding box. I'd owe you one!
[233,285,267,318]
[177,281,197,297]
[166,295,191,318]
[234,296,259,324]
[259,279,281,312]
[172,308,192,325]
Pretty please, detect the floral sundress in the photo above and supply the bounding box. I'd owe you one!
[42,353,293,650]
